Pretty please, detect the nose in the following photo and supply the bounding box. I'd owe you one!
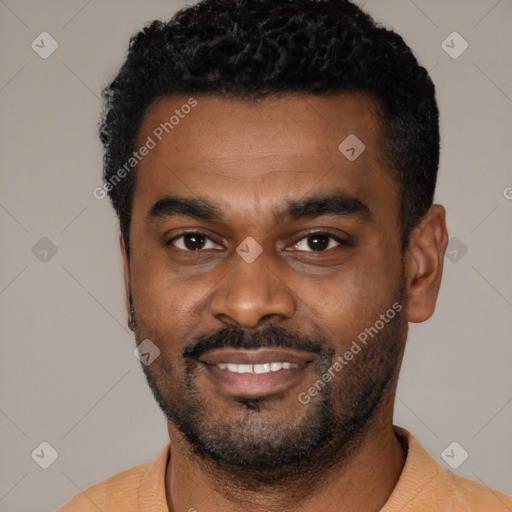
[209,246,296,329]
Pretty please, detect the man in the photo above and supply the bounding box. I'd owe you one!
[59,0,512,510]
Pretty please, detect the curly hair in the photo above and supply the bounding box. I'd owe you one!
[99,0,439,256]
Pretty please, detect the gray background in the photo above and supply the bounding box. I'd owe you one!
[0,0,511,510]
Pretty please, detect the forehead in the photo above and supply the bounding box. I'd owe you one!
[132,92,397,225]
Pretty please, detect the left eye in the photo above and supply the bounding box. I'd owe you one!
[291,233,344,252]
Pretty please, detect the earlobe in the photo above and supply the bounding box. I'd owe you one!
[404,205,448,323]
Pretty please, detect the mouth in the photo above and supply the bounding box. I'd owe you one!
[198,348,316,398]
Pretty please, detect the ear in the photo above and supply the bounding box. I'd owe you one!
[120,234,132,317]
[404,204,448,323]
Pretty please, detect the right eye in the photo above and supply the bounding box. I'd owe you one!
[167,232,222,251]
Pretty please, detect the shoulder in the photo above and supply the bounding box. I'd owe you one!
[57,462,149,511]
[385,427,512,511]
[57,442,171,511]
[440,465,512,511]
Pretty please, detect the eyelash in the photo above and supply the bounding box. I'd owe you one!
[166,231,351,253]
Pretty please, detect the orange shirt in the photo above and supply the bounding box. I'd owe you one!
[58,426,512,511]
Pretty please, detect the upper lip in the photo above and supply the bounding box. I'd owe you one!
[199,348,316,365]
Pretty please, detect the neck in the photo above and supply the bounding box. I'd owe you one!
[165,412,406,512]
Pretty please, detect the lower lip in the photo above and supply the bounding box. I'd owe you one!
[201,362,310,398]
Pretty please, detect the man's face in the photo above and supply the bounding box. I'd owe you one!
[125,93,408,473]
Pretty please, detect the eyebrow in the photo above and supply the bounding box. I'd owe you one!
[147,188,371,225]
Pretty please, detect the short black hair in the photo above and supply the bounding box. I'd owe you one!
[100,0,439,256]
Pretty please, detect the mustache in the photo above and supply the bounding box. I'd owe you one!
[182,324,330,361]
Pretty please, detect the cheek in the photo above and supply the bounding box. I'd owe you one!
[130,253,187,331]
[130,252,218,350]
[299,248,401,340]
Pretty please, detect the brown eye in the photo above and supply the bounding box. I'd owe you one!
[306,234,330,251]
[169,232,218,251]
[291,233,346,252]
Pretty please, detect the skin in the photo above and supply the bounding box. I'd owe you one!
[121,92,448,512]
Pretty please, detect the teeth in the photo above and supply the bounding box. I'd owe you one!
[215,362,299,374]
[254,363,270,374]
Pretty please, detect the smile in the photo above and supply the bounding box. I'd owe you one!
[214,362,300,374]
[198,348,316,398]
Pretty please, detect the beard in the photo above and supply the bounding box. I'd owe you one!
[134,276,407,488]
